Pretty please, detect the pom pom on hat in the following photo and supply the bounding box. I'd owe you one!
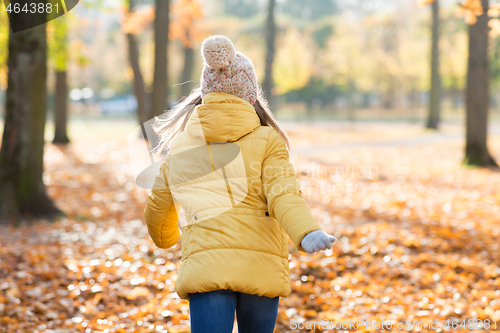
[201,35,236,69]
[200,35,258,104]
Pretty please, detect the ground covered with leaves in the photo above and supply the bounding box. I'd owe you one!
[1,121,500,333]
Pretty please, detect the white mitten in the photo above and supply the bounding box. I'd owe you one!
[301,230,337,254]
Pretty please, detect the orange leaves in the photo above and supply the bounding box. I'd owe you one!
[170,0,205,48]
[277,122,500,332]
[489,2,500,17]
[2,123,500,332]
[420,0,497,27]
[0,138,191,332]
[120,0,205,47]
[488,4,500,37]
[455,0,483,25]
[122,5,155,35]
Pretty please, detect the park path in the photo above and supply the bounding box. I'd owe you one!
[290,122,500,157]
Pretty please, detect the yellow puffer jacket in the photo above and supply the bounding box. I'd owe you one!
[143,92,322,300]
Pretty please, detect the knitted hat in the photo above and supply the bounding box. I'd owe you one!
[200,35,258,105]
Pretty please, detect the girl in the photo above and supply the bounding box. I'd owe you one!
[143,35,336,333]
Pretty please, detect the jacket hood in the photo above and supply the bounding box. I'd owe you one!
[186,92,261,142]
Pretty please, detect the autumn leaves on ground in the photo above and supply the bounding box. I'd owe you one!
[1,121,500,333]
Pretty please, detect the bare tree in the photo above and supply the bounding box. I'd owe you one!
[170,0,204,98]
[151,0,170,118]
[263,0,276,112]
[0,21,60,221]
[427,0,441,130]
[180,41,195,98]
[465,0,498,167]
[126,0,149,127]
[53,71,70,143]
[51,17,70,144]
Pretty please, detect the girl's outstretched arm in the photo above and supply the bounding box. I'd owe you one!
[262,129,323,253]
[144,162,181,249]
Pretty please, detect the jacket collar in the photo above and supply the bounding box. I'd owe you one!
[186,92,261,142]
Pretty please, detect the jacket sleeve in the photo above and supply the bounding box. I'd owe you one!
[143,161,181,249]
[262,129,322,252]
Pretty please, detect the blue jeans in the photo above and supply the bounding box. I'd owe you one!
[189,289,280,333]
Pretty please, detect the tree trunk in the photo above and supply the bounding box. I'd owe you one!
[451,76,460,110]
[347,80,356,122]
[465,0,498,167]
[382,87,395,110]
[0,23,61,222]
[427,0,441,130]
[127,33,148,127]
[180,44,194,98]
[53,70,70,144]
[263,0,276,112]
[151,0,170,118]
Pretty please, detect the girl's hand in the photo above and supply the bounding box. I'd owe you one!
[301,230,337,254]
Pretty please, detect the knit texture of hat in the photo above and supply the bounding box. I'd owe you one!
[200,35,258,105]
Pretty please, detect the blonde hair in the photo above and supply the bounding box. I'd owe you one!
[152,84,290,155]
